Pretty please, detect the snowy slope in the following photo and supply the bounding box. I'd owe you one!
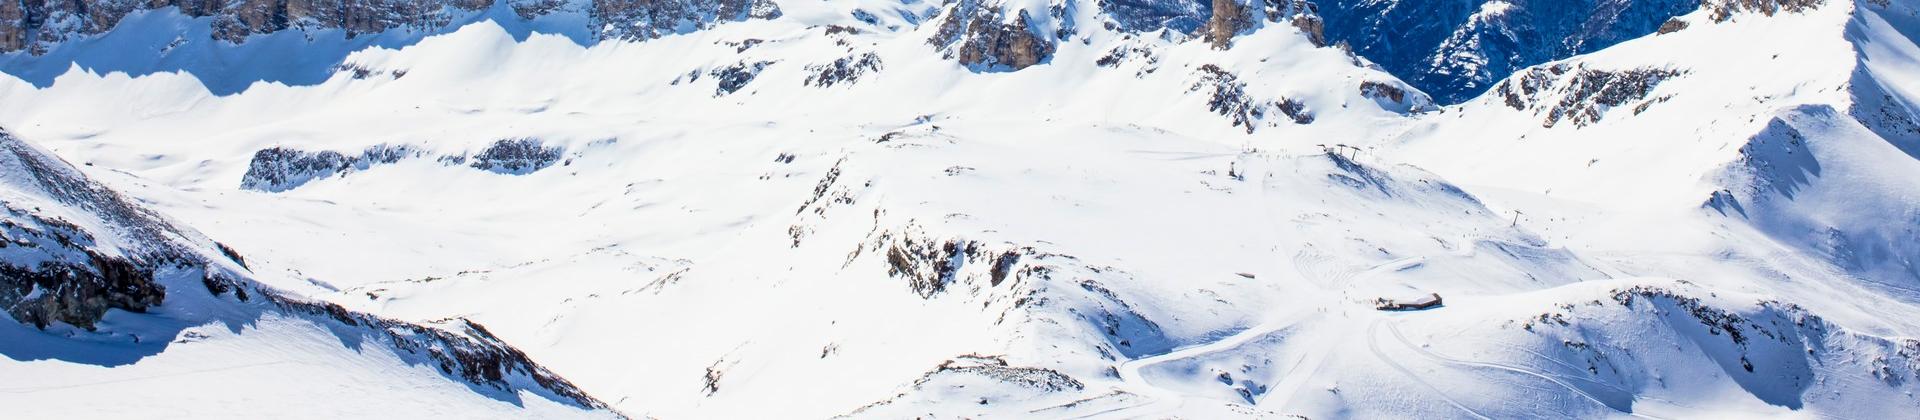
[1388,0,1920,295]
[0,0,1918,418]
[0,129,617,418]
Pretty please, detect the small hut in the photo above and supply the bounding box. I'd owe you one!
[1375,293,1443,311]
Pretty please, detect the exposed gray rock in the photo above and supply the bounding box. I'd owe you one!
[804,52,882,88]
[710,60,773,96]
[269,297,613,409]
[1,128,613,411]
[1704,0,1824,22]
[1192,64,1312,133]
[589,0,781,42]
[241,139,563,192]
[241,144,423,192]
[1203,0,1320,49]
[928,0,1056,71]
[0,130,198,331]
[467,138,562,174]
[1495,63,1680,128]
[1657,16,1690,33]
[0,215,168,331]
[0,0,492,54]
[0,0,782,54]
[1359,80,1407,103]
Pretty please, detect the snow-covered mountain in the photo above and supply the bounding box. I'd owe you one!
[1314,0,1699,104]
[1,0,1918,418]
[0,129,615,417]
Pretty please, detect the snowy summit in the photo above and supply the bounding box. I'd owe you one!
[2,0,1919,418]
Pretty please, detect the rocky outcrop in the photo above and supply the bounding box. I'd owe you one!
[879,234,1005,298]
[928,0,1056,71]
[241,144,422,192]
[804,52,882,88]
[847,219,1175,361]
[466,138,563,174]
[1102,0,1212,33]
[1192,64,1313,133]
[837,354,1084,417]
[0,130,194,330]
[922,354,1084,392]
[270,296,611,408]
[1202,0,1321,49]
[589,0,781,42]
[1704,0,1824,22]
[1203,0,1247,48]
[0,0,781,54]
[1657,17,1689,33]
[1359,80,1406,103]
[0,0,494,54]
[710,60,772,95]
[2,128,613,411]
[1494,63,1679,128]
[241,139,563,191]
[852,221,1031,299]
[0,217,169,331]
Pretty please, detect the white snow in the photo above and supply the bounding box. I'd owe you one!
[2,0,1919,418]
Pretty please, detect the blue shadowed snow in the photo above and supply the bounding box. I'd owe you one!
[0,4,593,96]
[1315,0,1697,104]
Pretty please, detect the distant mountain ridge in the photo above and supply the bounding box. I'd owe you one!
[1315,0,1698,104]
[3,0,1919,417]
[0,0,1732,105]
[0,0,780,54]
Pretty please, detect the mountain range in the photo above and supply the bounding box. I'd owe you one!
[1,0,1917,418]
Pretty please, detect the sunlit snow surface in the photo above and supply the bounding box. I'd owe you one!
[3,0,1920,418]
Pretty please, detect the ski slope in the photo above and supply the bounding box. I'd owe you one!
[1,0,1918,418]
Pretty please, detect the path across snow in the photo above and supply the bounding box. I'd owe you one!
[1099,252,1433,418]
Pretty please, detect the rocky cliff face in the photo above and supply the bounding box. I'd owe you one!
[1201,0,1320,49]
[0,129,196,329]
[589,0,780,42]
[240,139,566,192]
[927,0,1059,71]
[1092,0,1321,49]
[1102,0,1213,33]
[923,0,1325,70]
[1493,63,1679,128]
[0,0,779,54]
[0,128,611,410]
[1314,0,1698,104]
[1703,0,1824,21]
[0,0,1826,89]
[0,0,496,54]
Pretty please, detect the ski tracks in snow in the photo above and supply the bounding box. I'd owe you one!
[1097,250,1431,416]
[1372,319,1669,419]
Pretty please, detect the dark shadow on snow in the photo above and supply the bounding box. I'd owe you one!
[0,4,593,96]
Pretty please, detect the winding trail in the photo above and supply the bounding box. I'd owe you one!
[1084,154,1450,419]
[1097,256,1427,417]
[1366,319,1493,420]
[1380,321,1665,419]
[1115,308,1321,386]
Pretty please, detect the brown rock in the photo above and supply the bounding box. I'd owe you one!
[1201,0,1322,50]
[1205,0,1247,49]
[1657,17,1689,34]
[928,1,1056,71]
[1704,0,1824,22]
[0,0,782,53]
